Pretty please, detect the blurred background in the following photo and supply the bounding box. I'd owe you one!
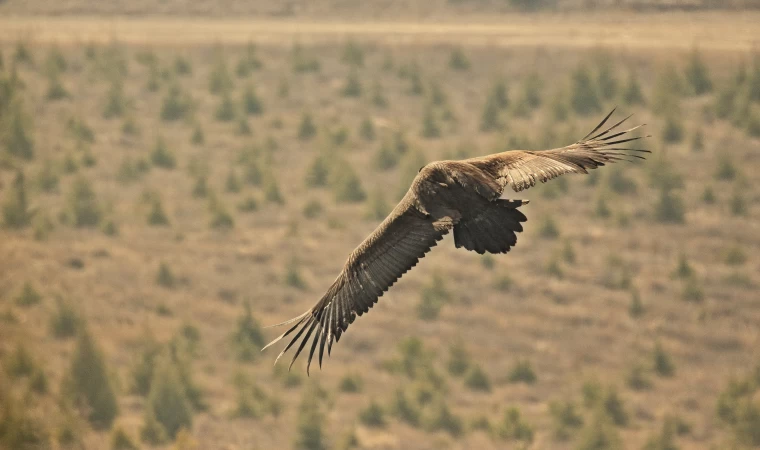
[1,1,759,449]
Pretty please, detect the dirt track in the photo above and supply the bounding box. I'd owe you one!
[1,13,759,50]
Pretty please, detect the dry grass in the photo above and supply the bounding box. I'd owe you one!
[1,15,760,450]
[0,13,759,50]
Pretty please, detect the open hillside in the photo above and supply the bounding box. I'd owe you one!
[1,0,760,18]
[1,17,760,450]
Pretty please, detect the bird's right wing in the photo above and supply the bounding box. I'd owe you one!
[262,201,454,374]
[468,109,649,192]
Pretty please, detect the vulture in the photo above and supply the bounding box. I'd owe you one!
[263,109,648,373]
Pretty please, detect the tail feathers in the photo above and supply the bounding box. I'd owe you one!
[454,199,528,255]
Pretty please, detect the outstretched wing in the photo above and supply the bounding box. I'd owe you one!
[262,201,453,374]
[467,109,649,192]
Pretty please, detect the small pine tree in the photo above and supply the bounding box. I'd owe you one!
[291,44,321,74]
[420,105,441,138]
[746,108,760,137]
[371,80,388,108]
[225,169,241,193]
[147,197,170,226]
[447,340,470,376]
[4,99,34,159]
[190,124,204,145]
[653,65,684,116]
[191,177,208,198]
[331,163,366,203]
[209,198,235,230]
[341,40,364,67]
[416,274,450,320]
[496,407,533,442]
[654,187,685,224]
[408,68,424,96]
[571,65,602,115]
[305,154,330,187]
[507,359,537,384]
[448,47,470,71]
[682,277,705,302]
[294,389,327,450]
[50,298,81,339]
[161,84,191,121]
[156,262,176,288]
[390,388,420,426]
[2,170,32,229]
[338,373,363,393]
[653,342,675,377]
[63,328,119,429]
[366,189,390,221]
[140,408,168,445]
[67,176,101,227]
[549,400,584,440]
[103,81,126,119]
[622,71,646,105]
[480,96,502,132]
[521,75,542,110]
[374,140,399,170]
[626,362,652,391]
[539,216,560,239]
[111,426,138,450]
[265,176,285,204]
[298,112,317,140]
[603,386,628,426]
[424,401,463,437]
[302,199,322,218]
[685,49,712,95]
[341,70,362,97]
[208,56,233,94]
[464,365,491,392]
[241,84,263,115]
[146,356,193,440]
[45,70,70,100]
[145,62,160,92]
[0,379,51,448]
[5,343,36,378]
[174,55,192,76]
[597,60,618,100]
[14,281,41,307]
[232,301,265,362]
[576,408,622,450]
[151,137,176,169]
[359,400,386,427]
[130,336,161,397]
[235,42,262,77]
[215,93,236,122]
[715,155,738,180]
[285,258,306,289]
[629,289,644,318]
[662,115,684,143]
[359,117,375,141]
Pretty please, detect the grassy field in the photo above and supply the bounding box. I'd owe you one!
[0,0,759,17]
[1,14,760,51]
[1,14,760,450]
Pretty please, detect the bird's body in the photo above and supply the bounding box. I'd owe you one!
[263,110,648,373]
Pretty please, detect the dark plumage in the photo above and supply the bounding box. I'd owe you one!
[263,109,648,373]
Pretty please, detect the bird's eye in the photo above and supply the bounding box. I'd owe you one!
[418,166,424,173]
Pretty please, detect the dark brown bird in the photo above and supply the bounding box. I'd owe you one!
[263,109,648,373]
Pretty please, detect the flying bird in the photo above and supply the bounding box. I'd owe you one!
[263,109,648,373]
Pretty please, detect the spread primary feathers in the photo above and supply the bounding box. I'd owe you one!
[262,109,648,374]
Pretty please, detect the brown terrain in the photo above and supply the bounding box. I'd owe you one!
[1,7,760,450]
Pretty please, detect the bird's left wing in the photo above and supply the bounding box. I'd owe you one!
[467,109,649,192]
[262,202,454,374]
